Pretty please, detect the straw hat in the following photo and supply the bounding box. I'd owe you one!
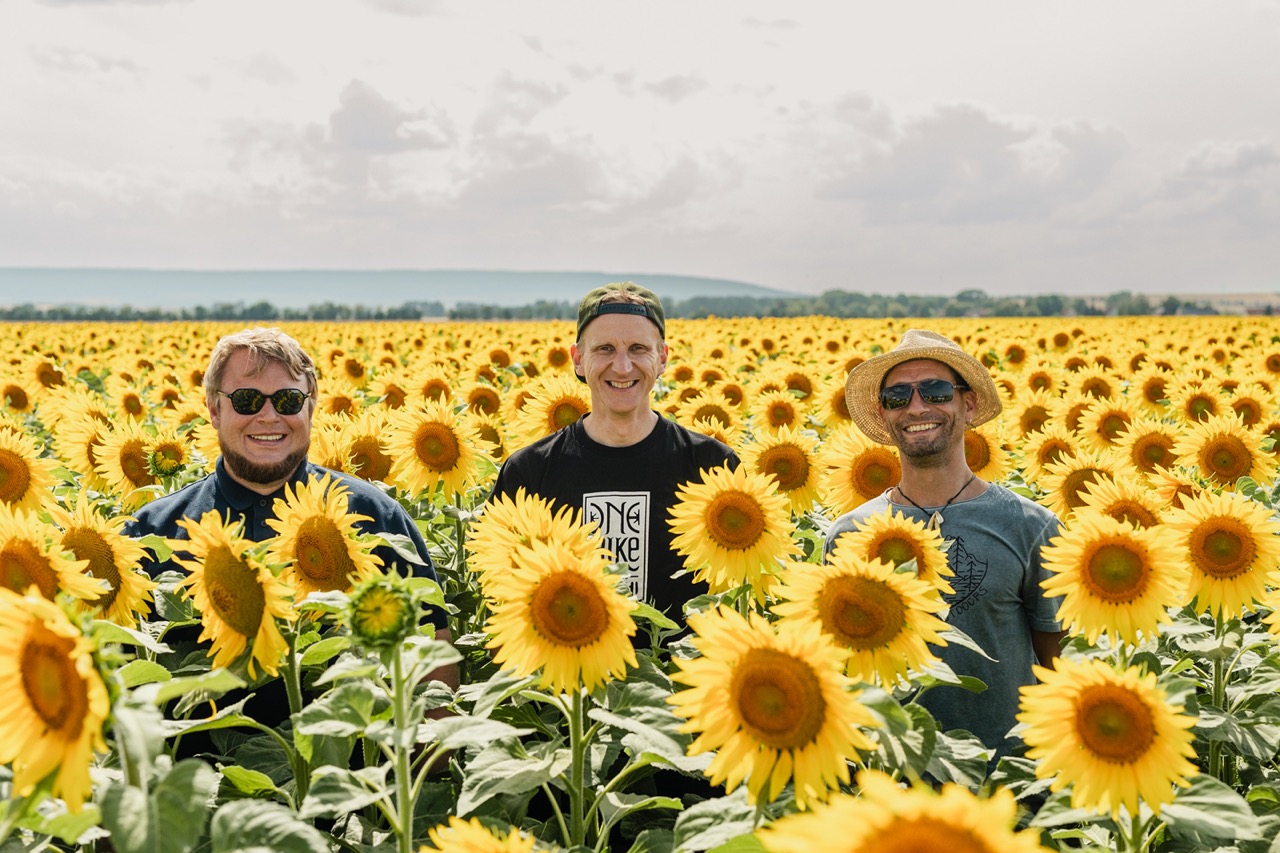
[844,329,1002,445]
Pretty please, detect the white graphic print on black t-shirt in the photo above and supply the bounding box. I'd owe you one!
[583,491,650,599]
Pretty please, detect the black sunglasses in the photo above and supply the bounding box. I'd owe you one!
[879,378,969,410]
[217,388,311,416]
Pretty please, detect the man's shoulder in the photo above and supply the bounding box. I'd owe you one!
[658,417,739,465]
[306,464,404,514]
[126,472,219,536]
[983,482,1057,523]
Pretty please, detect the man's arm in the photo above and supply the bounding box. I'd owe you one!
[1032,629,1068,670]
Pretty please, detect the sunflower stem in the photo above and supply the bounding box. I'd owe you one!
[1209,616,1227,782]
[1126,808,1150,853]
[567,686,590,848]
[282,624,311,803]
[392,648,415,853]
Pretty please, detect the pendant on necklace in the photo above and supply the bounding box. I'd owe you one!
[927,511,944,532]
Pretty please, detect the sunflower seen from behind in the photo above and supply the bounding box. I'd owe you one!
[0,589,109,813]
[1163,489,1280,620]
[1018,657,1196,819]
[757,768,1052,853]
[174,511,293,679]
[1040,510,1187,646]
[484,539,637,694]
[264,474,383,603]
[668,606,876,809]
[773,553,947,689]
[668,464,798,603]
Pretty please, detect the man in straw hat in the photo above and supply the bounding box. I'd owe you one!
[826,328,1065,760]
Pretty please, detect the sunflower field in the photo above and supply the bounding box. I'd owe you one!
[4,315,1280,853]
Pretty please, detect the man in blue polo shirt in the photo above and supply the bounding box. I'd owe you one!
[126,328,457,752]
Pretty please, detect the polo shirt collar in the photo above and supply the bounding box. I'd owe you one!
[213,456,311,509]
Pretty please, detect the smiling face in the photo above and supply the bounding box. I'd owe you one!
[571,312,668,421]
[877,358,976,467]
[208,348,315,493]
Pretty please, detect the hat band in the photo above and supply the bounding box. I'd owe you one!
[579,302,661,337]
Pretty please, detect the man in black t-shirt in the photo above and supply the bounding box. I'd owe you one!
[491,283,738,626]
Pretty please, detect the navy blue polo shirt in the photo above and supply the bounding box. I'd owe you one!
[125,457,447,631]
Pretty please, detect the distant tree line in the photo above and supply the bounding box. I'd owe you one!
[0,290,1227,322]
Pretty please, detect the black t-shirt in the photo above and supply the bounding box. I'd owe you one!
[492,414,739,624]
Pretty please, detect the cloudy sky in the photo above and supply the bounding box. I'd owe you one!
[3,0,1278,297]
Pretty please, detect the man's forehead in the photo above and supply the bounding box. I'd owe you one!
[579,313,663,346]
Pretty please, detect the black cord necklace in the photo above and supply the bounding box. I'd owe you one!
[895,474,977,531]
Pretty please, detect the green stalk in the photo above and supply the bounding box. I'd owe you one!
[282,625,310,803]
[392,649,415,853]
[1126,809,1150,853]
[568,687,589,848]
[1209,616,1227,782]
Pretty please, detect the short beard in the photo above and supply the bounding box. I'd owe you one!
[894,418,961,468]
[220,441,307,488]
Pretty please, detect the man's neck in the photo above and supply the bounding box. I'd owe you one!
[895,461,984,506]
[581,408,659,447]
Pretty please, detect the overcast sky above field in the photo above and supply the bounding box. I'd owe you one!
[2,0,1278,298]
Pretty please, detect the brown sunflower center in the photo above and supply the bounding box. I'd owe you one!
[820,575,907,649]
[4,385,28,410]
[1133,434,1175,473]
[1199,435,1251,483]
[1037,439,1072,468]
[963,432,992,472]
[1105,502,1159,530]
[0,448,33,505]
[874,817,996,853]
[1083,543,1150,603]
[704,490,767,550]
[414,421,461,472]
[468,387,500,415]
[119,438,157,489]
[852,449,902,502]
[1099,412,1131,442]
[1,540,58,599]
[1061,467,1106,511]
[1075,683,1156,764]
[529,570,609,646]
[757,444,809,493]
[422,379,452,402]
[63,528,121,611]
[766,400,797,428]
[1020,405,1049,435]
[293,516,357,590]
[202,545,267,638]
[349,436,392,482]
[550,399,588,430]
[149,441,186,478]
[692,403,731,428]
[871,535,920,569]
[21,631,86,733]
[1190,521,1254,579]
[730,647,827,750]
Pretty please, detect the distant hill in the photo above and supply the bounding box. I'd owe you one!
[0,268,794,311]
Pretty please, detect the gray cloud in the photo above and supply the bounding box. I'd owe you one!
[473,73,569,136]
[644,75,708,103]
[359,0,443,16]
[28,45,143,75]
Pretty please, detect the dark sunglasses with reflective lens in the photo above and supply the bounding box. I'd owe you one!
[218,388,311,416]
[878,378,969,410]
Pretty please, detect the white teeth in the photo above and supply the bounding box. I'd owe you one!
[905,424,936,432]
[250,435,284,441]
[607,380,637,388]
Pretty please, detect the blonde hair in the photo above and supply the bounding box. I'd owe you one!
[204,328,317,404]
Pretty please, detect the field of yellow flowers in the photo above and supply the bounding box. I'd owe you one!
[3,315,1280,853]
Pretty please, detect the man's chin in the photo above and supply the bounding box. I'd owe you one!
[221,446,306,487]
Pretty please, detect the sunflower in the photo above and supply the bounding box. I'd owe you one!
[173,511,292,679]
[668,606,876,808]
[1018,658,1197,819]
[94,418,160,510]
[385,401,490,498]
[1226,381,1273,428]
[757,769,1052,853]
[0,428,58,514]
[1040,510,1187,645]
[814,377,854,431]
[413,365,456,405]
[426,816,536,853]
[962,420,1010,483]
[47,500,156,628]
[675,392,740,432]
[340,411,395,483]
[346,574,418,651]
[147,425,192,480]
[469,489,608,590]
[1077,475,1164,529]
[1163,490,1280,619]
[827,507,953,596]
[1167,378,1224,423]
[1009,388,1055,438]
[0,589,109,813]
[1075,397,1139,453]
[1072,365,1119,401]
[773,553,948,688]
[1047,391,1095,435]
[1017,421,1079,484]
[668,464,799,601]
[512,373,592,444]
[470,410,510,462]
[751,389,807,434]
[687,416,739,448]
[264,474,383,602]
[1037,448,1122,520]
[0,505,102,602]
[1114,416,1180,479]
[484,539,637,694]
[740,425,822,514]
[1173,413,1276,489]
[1131,364,1174,414]
[464,382,503,417]
[818,425,901,516]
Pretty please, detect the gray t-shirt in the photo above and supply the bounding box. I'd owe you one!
[825,483,1062,758]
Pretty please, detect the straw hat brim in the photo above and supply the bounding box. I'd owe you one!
[844,341,1002,445]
